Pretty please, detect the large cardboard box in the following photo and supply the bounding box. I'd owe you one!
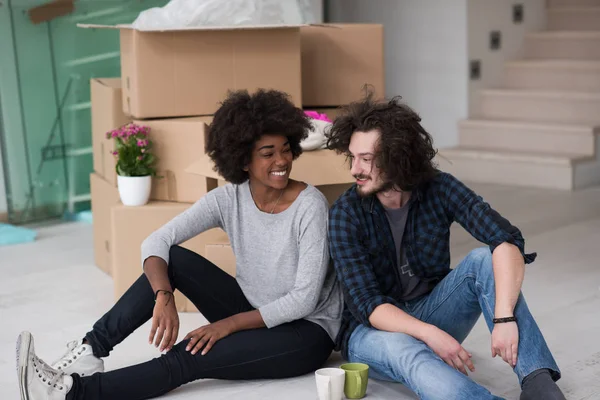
[91,78,131,185]
[185,241,236,313]
[111,202,228,312]
[133,116,219,203]
[316,183,353,205]
[90,173,121,275]
[79,24,303,119]
[185,150,354,205]
[301,24,385,106]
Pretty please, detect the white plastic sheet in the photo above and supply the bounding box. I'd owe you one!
[301,117,331,151]
[131,0,314,30]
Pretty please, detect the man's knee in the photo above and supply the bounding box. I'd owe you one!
[464,247,493,277]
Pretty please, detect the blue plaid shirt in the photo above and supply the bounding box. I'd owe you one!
[329,172,536,356]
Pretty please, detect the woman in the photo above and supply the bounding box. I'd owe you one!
[16,89,343,400]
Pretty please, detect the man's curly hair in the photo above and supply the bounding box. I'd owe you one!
[206,89,310,184]
[326,90,438,191]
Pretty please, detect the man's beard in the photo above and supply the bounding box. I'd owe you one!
[354,175,395,197]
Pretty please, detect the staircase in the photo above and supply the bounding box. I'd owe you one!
[437,0,600,190]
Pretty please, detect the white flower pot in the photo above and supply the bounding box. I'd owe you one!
[117,175,152,206]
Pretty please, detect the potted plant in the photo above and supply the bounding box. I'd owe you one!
[106,123,158,206]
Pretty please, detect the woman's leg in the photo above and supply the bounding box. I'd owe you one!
[67,320,334,400]
[85,245,253,358]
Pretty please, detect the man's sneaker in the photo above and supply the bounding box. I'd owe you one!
[51,338,104,377]
[16,331,73,400]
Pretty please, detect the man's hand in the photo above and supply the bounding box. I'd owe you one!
[491,322,518,367]
[424,326,475,375]
[149,292,179,353]
[184,319,235,356]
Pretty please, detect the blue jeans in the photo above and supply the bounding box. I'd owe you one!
[347,247,560,400]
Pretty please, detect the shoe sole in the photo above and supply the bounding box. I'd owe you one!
[16,331,32,400]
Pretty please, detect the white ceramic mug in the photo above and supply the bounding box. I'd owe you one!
[315,368,345,400]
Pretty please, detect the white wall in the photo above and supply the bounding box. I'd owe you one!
[468,0,547,115]
[327,0,469,148]
[305,0,324,23]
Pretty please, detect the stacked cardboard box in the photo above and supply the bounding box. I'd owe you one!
[89,79,226,312]
[301,24,385,107]
[87,21,384,313]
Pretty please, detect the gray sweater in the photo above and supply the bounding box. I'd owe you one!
[141,182,343,341]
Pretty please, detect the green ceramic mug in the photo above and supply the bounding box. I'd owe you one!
[340,363,369,399]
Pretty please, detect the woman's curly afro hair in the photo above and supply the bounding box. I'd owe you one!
[326,90,438,191]
[206,89,311,184]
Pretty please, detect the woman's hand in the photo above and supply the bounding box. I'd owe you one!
[184,319,236,355]
[149,291,179,352]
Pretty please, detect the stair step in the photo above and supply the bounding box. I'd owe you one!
[524,31,600,60]
[479,89,600,125]
[436,147,600,190]
[548,8,600,31]
[458,119,598,156]
[504,60,600,92]
[549,0,600,7]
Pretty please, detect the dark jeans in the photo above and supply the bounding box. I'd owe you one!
[67,245,334,400]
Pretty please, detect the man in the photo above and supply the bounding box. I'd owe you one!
[326,92,564,400]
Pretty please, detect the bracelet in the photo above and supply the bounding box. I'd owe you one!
[493,316,517,324]
[154,289,173,306]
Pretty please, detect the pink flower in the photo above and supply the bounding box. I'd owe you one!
[137,155,143,161]
[304,110,332,123]
[141,148,146,153]
[112,151,118,156]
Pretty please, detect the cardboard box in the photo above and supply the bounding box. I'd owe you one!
[90,173,121,275]
[111,201,228,312]
[301,24,385,106]
[185,242,236,313]
[79,24,303,119]
[91,78,131,185]
[133,116,219,203]
[317,183,353,205]
[185,150,354,205]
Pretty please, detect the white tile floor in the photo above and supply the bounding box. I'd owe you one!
[1,182,600,399]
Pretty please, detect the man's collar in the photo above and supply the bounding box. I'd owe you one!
[360,195,377,214]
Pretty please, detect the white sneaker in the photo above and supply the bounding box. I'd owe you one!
[16,331,73,400]
[51,338,104,377]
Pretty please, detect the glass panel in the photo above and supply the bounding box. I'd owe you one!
[0,0,169,224]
